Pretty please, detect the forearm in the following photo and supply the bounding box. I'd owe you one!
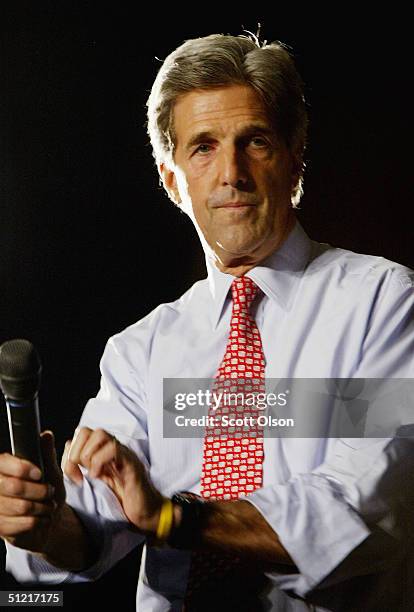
[34,503,99,572]
[175,499,295,569]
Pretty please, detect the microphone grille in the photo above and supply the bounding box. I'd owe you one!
[0,339,42,400]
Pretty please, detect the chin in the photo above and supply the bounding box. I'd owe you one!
[216,229,267,254]
[216,239,263,259]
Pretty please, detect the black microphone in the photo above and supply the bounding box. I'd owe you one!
[0,339,45,479]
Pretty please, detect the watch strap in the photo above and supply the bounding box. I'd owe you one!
[167,491,206,549]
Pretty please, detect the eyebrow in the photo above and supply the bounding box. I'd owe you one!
[185,124,276,152]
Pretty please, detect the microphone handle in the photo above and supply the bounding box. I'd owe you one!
[5,396,45,481]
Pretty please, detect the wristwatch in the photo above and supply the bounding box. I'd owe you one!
[167,491,206,549]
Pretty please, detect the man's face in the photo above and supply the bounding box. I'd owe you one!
[161,85,297,270]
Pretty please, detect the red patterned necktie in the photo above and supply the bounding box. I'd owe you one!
[184,276,266,610]
[201,275,265,499]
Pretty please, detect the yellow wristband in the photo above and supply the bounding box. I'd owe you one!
[156,498,174,542]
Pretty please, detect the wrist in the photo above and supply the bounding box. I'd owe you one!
[40,502,66,556]
[130,486,165,535]
[37,503,98,572]
[167,492,206,550]
[173,501,183,528]
[144,497,174,546]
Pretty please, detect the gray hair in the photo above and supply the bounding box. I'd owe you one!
[146,34,308,207]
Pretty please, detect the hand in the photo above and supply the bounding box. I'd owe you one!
[0,431,66,553]
[63,427,164,534]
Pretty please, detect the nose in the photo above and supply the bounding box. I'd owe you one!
[219,144,249,189]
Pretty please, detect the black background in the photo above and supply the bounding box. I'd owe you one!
[0,2,413,609]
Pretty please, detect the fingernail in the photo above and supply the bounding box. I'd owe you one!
[30,468,42,480]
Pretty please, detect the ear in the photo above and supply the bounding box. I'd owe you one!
[159,162,181,206]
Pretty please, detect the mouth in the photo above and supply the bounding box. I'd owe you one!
[215,202,256,210]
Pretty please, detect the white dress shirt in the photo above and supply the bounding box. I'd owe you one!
[5,221,414,611]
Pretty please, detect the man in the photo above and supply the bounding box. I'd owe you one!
[1,34,414,611]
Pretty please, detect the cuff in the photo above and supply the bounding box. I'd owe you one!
[245,473,370,597]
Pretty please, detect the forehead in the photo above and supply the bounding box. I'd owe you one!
[172,85,271,142]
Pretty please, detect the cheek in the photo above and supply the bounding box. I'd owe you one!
[263,168,292,201]
[190,161,212,180]
[186,176,211,211]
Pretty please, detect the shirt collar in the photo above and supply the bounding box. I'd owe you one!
[205,220,312,330]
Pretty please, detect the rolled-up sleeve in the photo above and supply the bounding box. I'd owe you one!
[247,268,414,598]
[246,465,370,595]
[247,435,414,597]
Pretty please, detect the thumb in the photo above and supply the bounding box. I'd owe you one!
[40,430,66,505]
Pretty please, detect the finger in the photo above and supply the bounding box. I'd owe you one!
[0,495,56,517]
[62,440,83,485]
[61,440,70,472]
[0,514,52,537]
[0,453,43,482]
[67,427,93,466]
[89,441,146,480]
[88,436,121,479]
[65,427,93,483]
[40,430,58,479]
[71,428,115,472]
[39,431,65,502]
[0,476,54,502]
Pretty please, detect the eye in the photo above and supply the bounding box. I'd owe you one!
[249,136,269,148]
[194,143,213,155]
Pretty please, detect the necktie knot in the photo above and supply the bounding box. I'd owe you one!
[231,276,260,312]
